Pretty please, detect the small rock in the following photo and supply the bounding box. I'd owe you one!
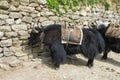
[0,14,9,19]
[22,16,32,23]
[15,19,22,24]
[0,39,12,47]
[36,6,42,11]
[11,24,28,31]
[5,32,17,38]
[41,11,54,16]
[20,12,29,16]
[0,31,4,39]
[9,12,22,19]
[9,59,21,67]
[12,38,22,46]
[37,0,47,4]
[0,1,9,10]
[18,31,28,36]
[80,10,87,16]
[6,19,14,24]
[10,46,27,57]
[0,53,3,57]
[19,36,29,40]
[0,63,11,71]
[10,1,19,7]
[18,5,35,12]
[49,16,59,21]
[0,20,5,25]
[29,3,39,7]
[39,17,47,22]
[8,5,19,12]
[3,47,13,57]
[30,13,38,18]
[14,52,27,57]
[0,10,9,14]
[21,0,29,3]
[0,25,11,32]
[0,48,3,52]
[41,20,54,26]
[70,15,79,20]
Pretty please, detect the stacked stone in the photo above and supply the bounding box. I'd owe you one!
[0,0,119,70]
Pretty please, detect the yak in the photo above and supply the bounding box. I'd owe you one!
[95,24,120,59]
[28,24,105,68]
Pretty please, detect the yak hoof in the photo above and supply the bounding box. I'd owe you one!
[102,56,108,60]
[54,63,60,70]
[87,63,93,68]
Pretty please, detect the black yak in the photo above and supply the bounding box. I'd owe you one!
[28,24,105,68]
[95,24,120,59]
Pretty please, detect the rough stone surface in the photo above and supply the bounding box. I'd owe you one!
[0,47,3,53]
[9,59,21,67]
[0,10,9,14]
[9,12,22,19]
[0,31,4,39]
[3,47,13,57]
[0,39,12,47]
[18,5,35,12]
[11,24,28,31]
[0,26,11,32]
[0,53,3,58]
[41,20,55,26]
[0,14,9,19]
[5,32,17,38]
[8,5,19,12]
[12,38,22,46]
[15,19,22,24]
[0,20,5,25]
[22,16,32,23]
[0,63,11,71]
[41,11,54,16]
[6,19,14,24]
[0,56,17,63]
[0,1,9,10]
[37,0,47,4]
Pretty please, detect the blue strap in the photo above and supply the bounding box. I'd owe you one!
[66,30,71,48]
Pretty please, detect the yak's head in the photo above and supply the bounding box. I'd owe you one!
[28,26,44,46]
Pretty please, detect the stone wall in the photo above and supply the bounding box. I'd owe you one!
[0,0,120,70]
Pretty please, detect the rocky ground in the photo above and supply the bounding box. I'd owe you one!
[0,51,120,80]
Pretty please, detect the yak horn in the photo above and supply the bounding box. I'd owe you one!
[32,28,39,33]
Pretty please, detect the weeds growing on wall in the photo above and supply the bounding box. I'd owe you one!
[46,0,110,15]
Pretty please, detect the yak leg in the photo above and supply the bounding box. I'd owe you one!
[87,58,94,68]
[102,47,110,60]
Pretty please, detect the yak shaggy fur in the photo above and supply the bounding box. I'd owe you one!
[28,24,105,68]
[97,24,120,59]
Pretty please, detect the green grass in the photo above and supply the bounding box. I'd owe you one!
[46,0,110,15]
[6,0,111,15]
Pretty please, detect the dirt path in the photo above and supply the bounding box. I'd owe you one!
[0,51,120,80]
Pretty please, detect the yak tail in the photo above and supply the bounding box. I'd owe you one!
[95,30,105,53]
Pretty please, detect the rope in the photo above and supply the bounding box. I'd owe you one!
[80,29,83,45]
